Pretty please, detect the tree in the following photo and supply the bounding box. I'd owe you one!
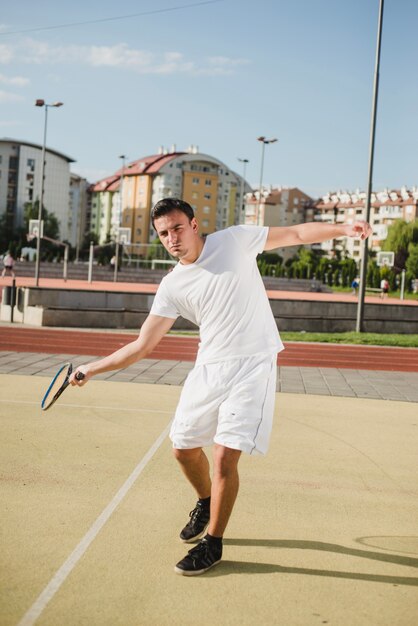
[24,201,60,240]
[0,213,19,253]
[382,219,418,271]
[406,242,418,277]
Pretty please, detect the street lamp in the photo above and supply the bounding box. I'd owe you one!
[356,0,384,332]
[34,99,63,286]
[237,158,249,224]
[114,154,126,282]
[256,136,277,226]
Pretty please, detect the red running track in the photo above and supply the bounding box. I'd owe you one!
[0,326,417,372]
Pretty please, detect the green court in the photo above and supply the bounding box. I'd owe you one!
[1,374,417,626]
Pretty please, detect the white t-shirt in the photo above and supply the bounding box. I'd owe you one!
[150,225,284,365]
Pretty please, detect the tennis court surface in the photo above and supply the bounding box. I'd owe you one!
[1,373,418,626]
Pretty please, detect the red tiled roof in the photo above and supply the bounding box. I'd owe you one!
[92,153,187,190]
[92,174,120,192]
[114,152,186,177]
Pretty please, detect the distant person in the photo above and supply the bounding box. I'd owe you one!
[70,198,372,576]
[380,277,389,299]
[1,251,15,278]
[351,277,359,295]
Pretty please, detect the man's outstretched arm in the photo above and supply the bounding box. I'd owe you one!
[264,220,372,250]
[69,314,175,386]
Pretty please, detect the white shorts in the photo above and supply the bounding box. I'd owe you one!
[170,353,277,456]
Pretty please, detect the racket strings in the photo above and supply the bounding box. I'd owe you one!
[42,364,72,409]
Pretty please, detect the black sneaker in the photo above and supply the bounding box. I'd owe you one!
[180,501,210,543]
[174,537,222,576]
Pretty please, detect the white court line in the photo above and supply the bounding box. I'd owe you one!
[16,421,171,626]
[0,398,172,414]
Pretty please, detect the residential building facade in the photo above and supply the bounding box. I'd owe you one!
[313,187,418,260]
[0,138,75,240]
[91,147,252,245]
[90,175,120,243]
[244,186,314,260]
[69,173,92,251]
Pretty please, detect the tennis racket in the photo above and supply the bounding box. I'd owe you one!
[41,363,85,411]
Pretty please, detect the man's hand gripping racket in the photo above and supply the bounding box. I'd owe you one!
[41,363,88,411]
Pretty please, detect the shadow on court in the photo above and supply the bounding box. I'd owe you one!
[1,373,418,626]
[216,539,418,586]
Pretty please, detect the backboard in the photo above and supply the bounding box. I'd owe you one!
[117,227,131,244]
[28,219,44,239]
[376,251,394,268]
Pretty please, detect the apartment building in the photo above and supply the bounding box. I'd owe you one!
[68,173,91,251]
[0,138,75,240]
[244,186,314,260]
[91,147,251,244]
[90,174,120,243]
[313,187,418,260]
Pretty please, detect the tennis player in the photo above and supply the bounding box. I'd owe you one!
[70,198,372,576]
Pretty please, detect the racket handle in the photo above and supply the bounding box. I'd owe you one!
[75,371,85,381]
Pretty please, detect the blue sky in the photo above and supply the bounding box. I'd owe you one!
[0,0,417,198]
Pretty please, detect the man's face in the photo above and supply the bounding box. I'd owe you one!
[154,209,200,263]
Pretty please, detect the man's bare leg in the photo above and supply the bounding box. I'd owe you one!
[174,444,242,575]
[173,447,211,499]
[208,444,241,537]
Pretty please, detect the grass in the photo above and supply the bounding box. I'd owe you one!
[331,286,418,301]
[280,331,418,348]
[169,329,418,347]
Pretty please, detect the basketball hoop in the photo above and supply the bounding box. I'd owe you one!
[28,219,44,240]
[376,251,394,268]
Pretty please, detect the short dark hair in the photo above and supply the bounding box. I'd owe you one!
[151,198,194,228]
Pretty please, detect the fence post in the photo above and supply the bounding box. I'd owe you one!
[88,241,94,283]
[10,278,16,323]
[63,244,69,282]
[400,269,406,300]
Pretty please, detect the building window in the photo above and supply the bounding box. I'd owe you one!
[205,179,212,186]
[192,192,198,199]
[136,228,142,235]
[204,193,211,200]
[202,219,209,227]
[27,158,35,171]
[203,206,210,214]
[192,177,199,184]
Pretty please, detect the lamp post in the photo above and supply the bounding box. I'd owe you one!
[34,99,63,286]
[256,136,277,226]
[114,154,126,282]
[237,158,249,224]
[356,0,384,332]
